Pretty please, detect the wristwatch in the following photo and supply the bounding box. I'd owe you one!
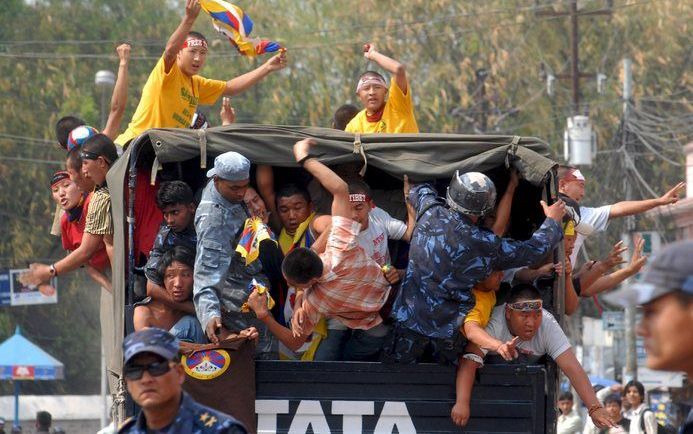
[49,264,58,277]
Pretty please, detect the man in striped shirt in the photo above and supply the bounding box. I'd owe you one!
[26,134,118,284]
[285,138,391,338]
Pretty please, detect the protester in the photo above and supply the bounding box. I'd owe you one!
[145,181,198,315]
[115,0,287,146]
[557,165,684,263]
[584,394,631,434]
[452,284,615,429]
[193,152,276,357]
[332,104,359,130]
[578,237,647,298]
[345,43,418,133]
[35,411,51,434]
[135,246,206,343]
[284,139,391,344]
[385,171,565,364]
[220,97,236,127]
[557,392,583,434]
[119,328,247,433]
[49,171,110,290]
[309,178,415,360]
[24,134,119,284]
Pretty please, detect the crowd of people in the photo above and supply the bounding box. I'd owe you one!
[17,0,688,432]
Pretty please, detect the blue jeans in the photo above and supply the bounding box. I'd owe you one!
[170,315,206,344]
[313,324,390,362]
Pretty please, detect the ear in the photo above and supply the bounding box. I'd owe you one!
[175,362,185,386]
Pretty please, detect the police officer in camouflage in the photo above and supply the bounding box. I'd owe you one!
[118,328,247,434]
[193,152,276,357]
[384,171,566,364]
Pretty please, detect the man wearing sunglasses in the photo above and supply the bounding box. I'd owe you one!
[25,134,119,286]
[451,284,615,429]
[119,328,247,433]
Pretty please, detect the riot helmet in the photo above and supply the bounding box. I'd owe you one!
[446,171,497,216]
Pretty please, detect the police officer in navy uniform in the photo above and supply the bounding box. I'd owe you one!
[118,328,247,434]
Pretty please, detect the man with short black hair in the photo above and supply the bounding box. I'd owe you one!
[452,284,615,429]
[557,391,583,434]
[332,104,359,130]
[34,411,51,434]
[115,0,287,146]
[118,328,247,433]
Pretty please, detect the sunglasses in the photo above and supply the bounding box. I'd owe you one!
[124,360,172,381]
[508,299,543,312]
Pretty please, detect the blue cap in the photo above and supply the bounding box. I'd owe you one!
[206,151,250,181]
[605,240,693,307]
[123,328,179,365]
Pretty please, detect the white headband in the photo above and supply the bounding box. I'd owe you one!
[356,76,387,93]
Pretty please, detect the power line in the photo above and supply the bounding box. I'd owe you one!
[0,156,63,165]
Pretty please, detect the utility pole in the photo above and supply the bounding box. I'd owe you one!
[621,58,638,381]
[536,0,611,114]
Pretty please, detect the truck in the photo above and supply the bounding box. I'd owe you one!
[106,124,566,433]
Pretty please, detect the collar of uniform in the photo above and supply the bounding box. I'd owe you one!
[133,392,188,431]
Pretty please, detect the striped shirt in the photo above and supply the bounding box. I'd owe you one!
[301,216,390,333]
[85,185,113,235]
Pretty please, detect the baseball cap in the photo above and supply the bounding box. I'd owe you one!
[122,328,179,365]
[206,151,250,181]
[604,240,693,307]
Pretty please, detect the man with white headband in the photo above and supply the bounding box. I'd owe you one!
[557,165,684,264]
[116,0,287,146]
[345,42,418,134]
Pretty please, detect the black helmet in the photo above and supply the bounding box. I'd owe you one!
[446,171,497,216]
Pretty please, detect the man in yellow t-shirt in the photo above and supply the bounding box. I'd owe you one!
[345,42,418,134]
[116,0,287,146]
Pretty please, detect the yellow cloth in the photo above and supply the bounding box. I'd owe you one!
[345,79,419,134]
[464,289,497,328]
[115,55,226,146]
[278,212,316,255]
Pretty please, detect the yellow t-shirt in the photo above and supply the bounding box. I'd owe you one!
[278,212,316,255]
[345,79,419,134]
[464,289,497,328]
[115,55,226,146]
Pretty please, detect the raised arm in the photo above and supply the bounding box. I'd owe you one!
[102,43,131,140]
[223,51,287,96]
[581,238,647,297]
[556,350,615,429]
[609,182,684,218]
[294,139,350,218]
[247,288,310,351]
[364,43,407,94]
[163,0,201,73]
[491,170,519,236]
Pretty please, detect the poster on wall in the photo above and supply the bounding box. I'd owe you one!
[0,271,10,306]
[9,269,58,306]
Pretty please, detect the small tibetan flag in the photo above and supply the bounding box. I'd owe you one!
[235,216,275,265]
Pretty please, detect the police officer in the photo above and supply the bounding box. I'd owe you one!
[385,171,567,363]
[605,240,693,434]
[193,151,275,357]
[119,328,247,433]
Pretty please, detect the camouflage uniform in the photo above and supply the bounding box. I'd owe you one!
[193,182,276,357]
[118,391,247,434]
[385,183,562,364]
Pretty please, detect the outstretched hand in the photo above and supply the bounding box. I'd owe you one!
[205,317,223,344]
[220,97,236,126]
[293,138,316,162]
[116,43,131,65]
[601,241,628,269]
[590,407,616,429]
[627,236,647,273]
[658,182,685,206]
[291,307,307,337]
[495,336,521,361]
[451,401,471,427]
[540,199,566,223]
[184,0,201,20]
[264,49,288,72]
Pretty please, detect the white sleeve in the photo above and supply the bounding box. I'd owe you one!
[481,307,506,356]
[643,410,659,434]
[579,205,612,232]
[374,207,407,240]
[541,310,572,360]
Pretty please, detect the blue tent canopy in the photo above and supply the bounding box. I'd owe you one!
[0,326,63,380]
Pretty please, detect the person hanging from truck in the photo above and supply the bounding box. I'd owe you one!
[115,0,287,147]
[452,284,616,429]
[345,43,418,134]
[382,171,566,364]
[144,181,198,317]
[48,171,111,290]
[307,178,416,361]
[282,138,392,343]
[135,246,206,343]
[556,165,684,265]
[193,151,277,358]
[24,134,119,285]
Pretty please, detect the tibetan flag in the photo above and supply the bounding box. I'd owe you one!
[199,0,282,57]
[235,217,275,265]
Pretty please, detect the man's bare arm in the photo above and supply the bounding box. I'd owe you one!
[163,0,200,72]
[491,170,519,236]
[294,139,350,218]
[223,51,287,96]
[102,43,131,140]
[609,182,684,218]
[364,43,407,94]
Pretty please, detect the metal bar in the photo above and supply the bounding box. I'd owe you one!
[126,135,144,306]
[570,0,580,113]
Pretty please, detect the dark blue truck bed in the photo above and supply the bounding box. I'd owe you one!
[255,361,558,434]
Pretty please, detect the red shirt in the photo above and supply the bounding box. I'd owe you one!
[60,194,110,271]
